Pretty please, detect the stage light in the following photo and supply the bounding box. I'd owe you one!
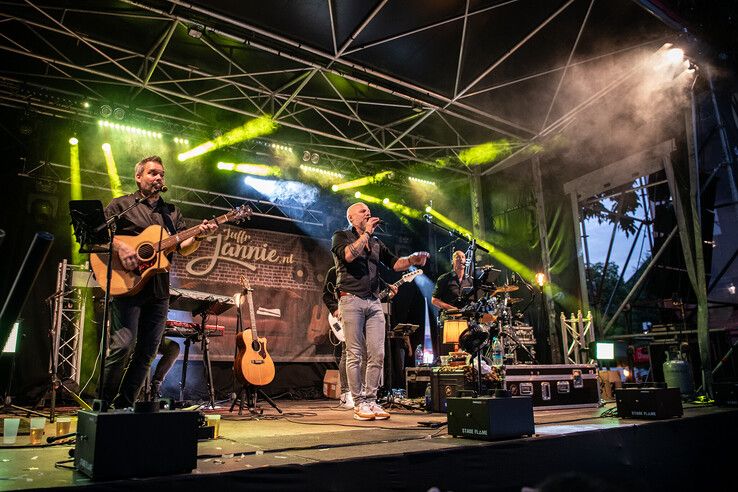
[69,139,82,264]
[383,198,390,205]
[69,137,78,145]
[100,105,112,117]
[664,47,684,65]
[408,176,436,187]
[300,164,343,179]
[82,102,90,109]
[177,116,277,162]
[98,120,162,139]
[102,143,124,197]
[217,161,280,177]
[2,321,19,353]
[459,140,514,166]
[331,171,393,192]
[535,272,546,288]
[354,191,361,198]
[425,206,432,213]
[588,340,627,365]
[729,283,736,295]
[173,137,190,145]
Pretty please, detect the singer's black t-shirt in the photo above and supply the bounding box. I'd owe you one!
[104,191,186,299]
[331,227,398,298]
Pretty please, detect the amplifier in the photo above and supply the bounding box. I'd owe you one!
[615,387,683,419]
[431,367,473,413]
[447,396,535,441]
[74,409,201,480]
[713,381,738,406]
[406,367,432,398]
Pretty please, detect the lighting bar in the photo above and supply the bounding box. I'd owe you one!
[98,120,162,138]
[300,164,344,179]
[173,137,190,145]
[408,176,436,187]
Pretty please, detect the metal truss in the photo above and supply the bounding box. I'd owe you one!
[19,161,325,226]
[50,259,88,385]
[0,0,672,176]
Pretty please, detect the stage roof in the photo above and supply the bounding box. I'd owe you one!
[0,1,731,178]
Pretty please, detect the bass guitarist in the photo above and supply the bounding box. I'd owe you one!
[102,155,217,409]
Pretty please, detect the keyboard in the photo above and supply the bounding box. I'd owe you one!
[164,319,225,338]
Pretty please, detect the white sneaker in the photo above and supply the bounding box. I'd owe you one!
[368,401,390,420]
[353,402,375,420]
[339,391,354,409]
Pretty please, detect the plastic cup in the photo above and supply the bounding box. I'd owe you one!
[206,414,221,439]
[2,418,20,444]
[29,417,46,445]
[56,416,72,436]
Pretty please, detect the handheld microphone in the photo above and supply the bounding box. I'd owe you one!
[157,185,168,193]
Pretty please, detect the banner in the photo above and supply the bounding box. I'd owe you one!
[169,220,335,362]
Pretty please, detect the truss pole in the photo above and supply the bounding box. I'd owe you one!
[469,169,484,238]
[532,157,561,362]
[602,226,678,336]
[569,192,590,314]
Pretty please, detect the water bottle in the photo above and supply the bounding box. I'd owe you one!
[492,337,503,367]
[414,344,424,366]
[424,383,432,412]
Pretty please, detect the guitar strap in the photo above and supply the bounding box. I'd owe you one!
[159,203,179,236]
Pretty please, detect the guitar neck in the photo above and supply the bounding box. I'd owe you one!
[379,278,407,301]
[158,212,231,251]
[245,290,259,338]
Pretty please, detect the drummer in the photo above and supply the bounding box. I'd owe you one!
[432,250,475,356]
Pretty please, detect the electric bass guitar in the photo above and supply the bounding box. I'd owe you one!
[234,275,275,387]
[328,269,423,342]
[89,205,251,296]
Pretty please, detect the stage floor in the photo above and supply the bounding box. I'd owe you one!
[0,398,735,491]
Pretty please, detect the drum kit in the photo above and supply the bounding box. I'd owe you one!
[442,277,537,365]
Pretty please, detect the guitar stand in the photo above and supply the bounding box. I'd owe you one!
[230,384,282,416]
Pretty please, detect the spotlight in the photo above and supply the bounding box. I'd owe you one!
[302,150,311,162]
[383,198,390,205]
[354,191,361,198]
[729,283,736,295]
[82,101,90,109]
[187,23,204,39]
[100,105,112,118]
[310,153,320,164]
[68,137,79,145]
[425,206,432,213]
[664,47,684,65]
[113,107,125,120]
[101,143,111,152]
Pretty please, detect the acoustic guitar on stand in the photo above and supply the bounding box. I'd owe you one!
[90,205,251,297]
[328,269,423,342]
[234,275,275,387]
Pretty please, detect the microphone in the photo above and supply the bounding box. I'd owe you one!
[423,214,432,222]
[157,185,168,193]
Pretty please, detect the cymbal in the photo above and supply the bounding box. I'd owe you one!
[494,284,519,293]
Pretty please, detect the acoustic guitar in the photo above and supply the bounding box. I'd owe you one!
[89,205,251,296]
[328,269,423,342]
[234,275,275,387]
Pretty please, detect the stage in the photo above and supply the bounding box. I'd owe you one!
[0,399,735,491]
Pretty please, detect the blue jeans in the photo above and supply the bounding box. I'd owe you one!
[339,295,385,404]
[103,291,168,408]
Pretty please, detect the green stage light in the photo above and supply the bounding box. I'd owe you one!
[101,143,124,197]
[217,161,281,177]
[354,191,361,198]
[97,120,162,139]
[69,137,78,145]
[383,198,390,205]
[408,176,436,187]
[82,102,90,109]
[331,171,393,192]
[300,164,344,179]
[425,206,432,213]
[459,140,515,166]
[69,139,82,264]
[178,116,277,162]
[101,143,111,152]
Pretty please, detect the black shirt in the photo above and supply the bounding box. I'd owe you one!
[105,192,186,299]
[432,270,474,309]
[322,266,339,314]
[331,228,399,298]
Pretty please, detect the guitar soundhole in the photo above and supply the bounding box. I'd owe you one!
[251,340,261,352]
[137,243,155,261]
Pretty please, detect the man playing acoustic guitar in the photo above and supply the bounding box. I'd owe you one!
[102,156,218,409]
[332,203,429,421]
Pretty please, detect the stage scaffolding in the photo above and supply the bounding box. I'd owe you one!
[50,259,88,388]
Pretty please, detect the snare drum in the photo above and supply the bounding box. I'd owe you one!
[442,317,468,344]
